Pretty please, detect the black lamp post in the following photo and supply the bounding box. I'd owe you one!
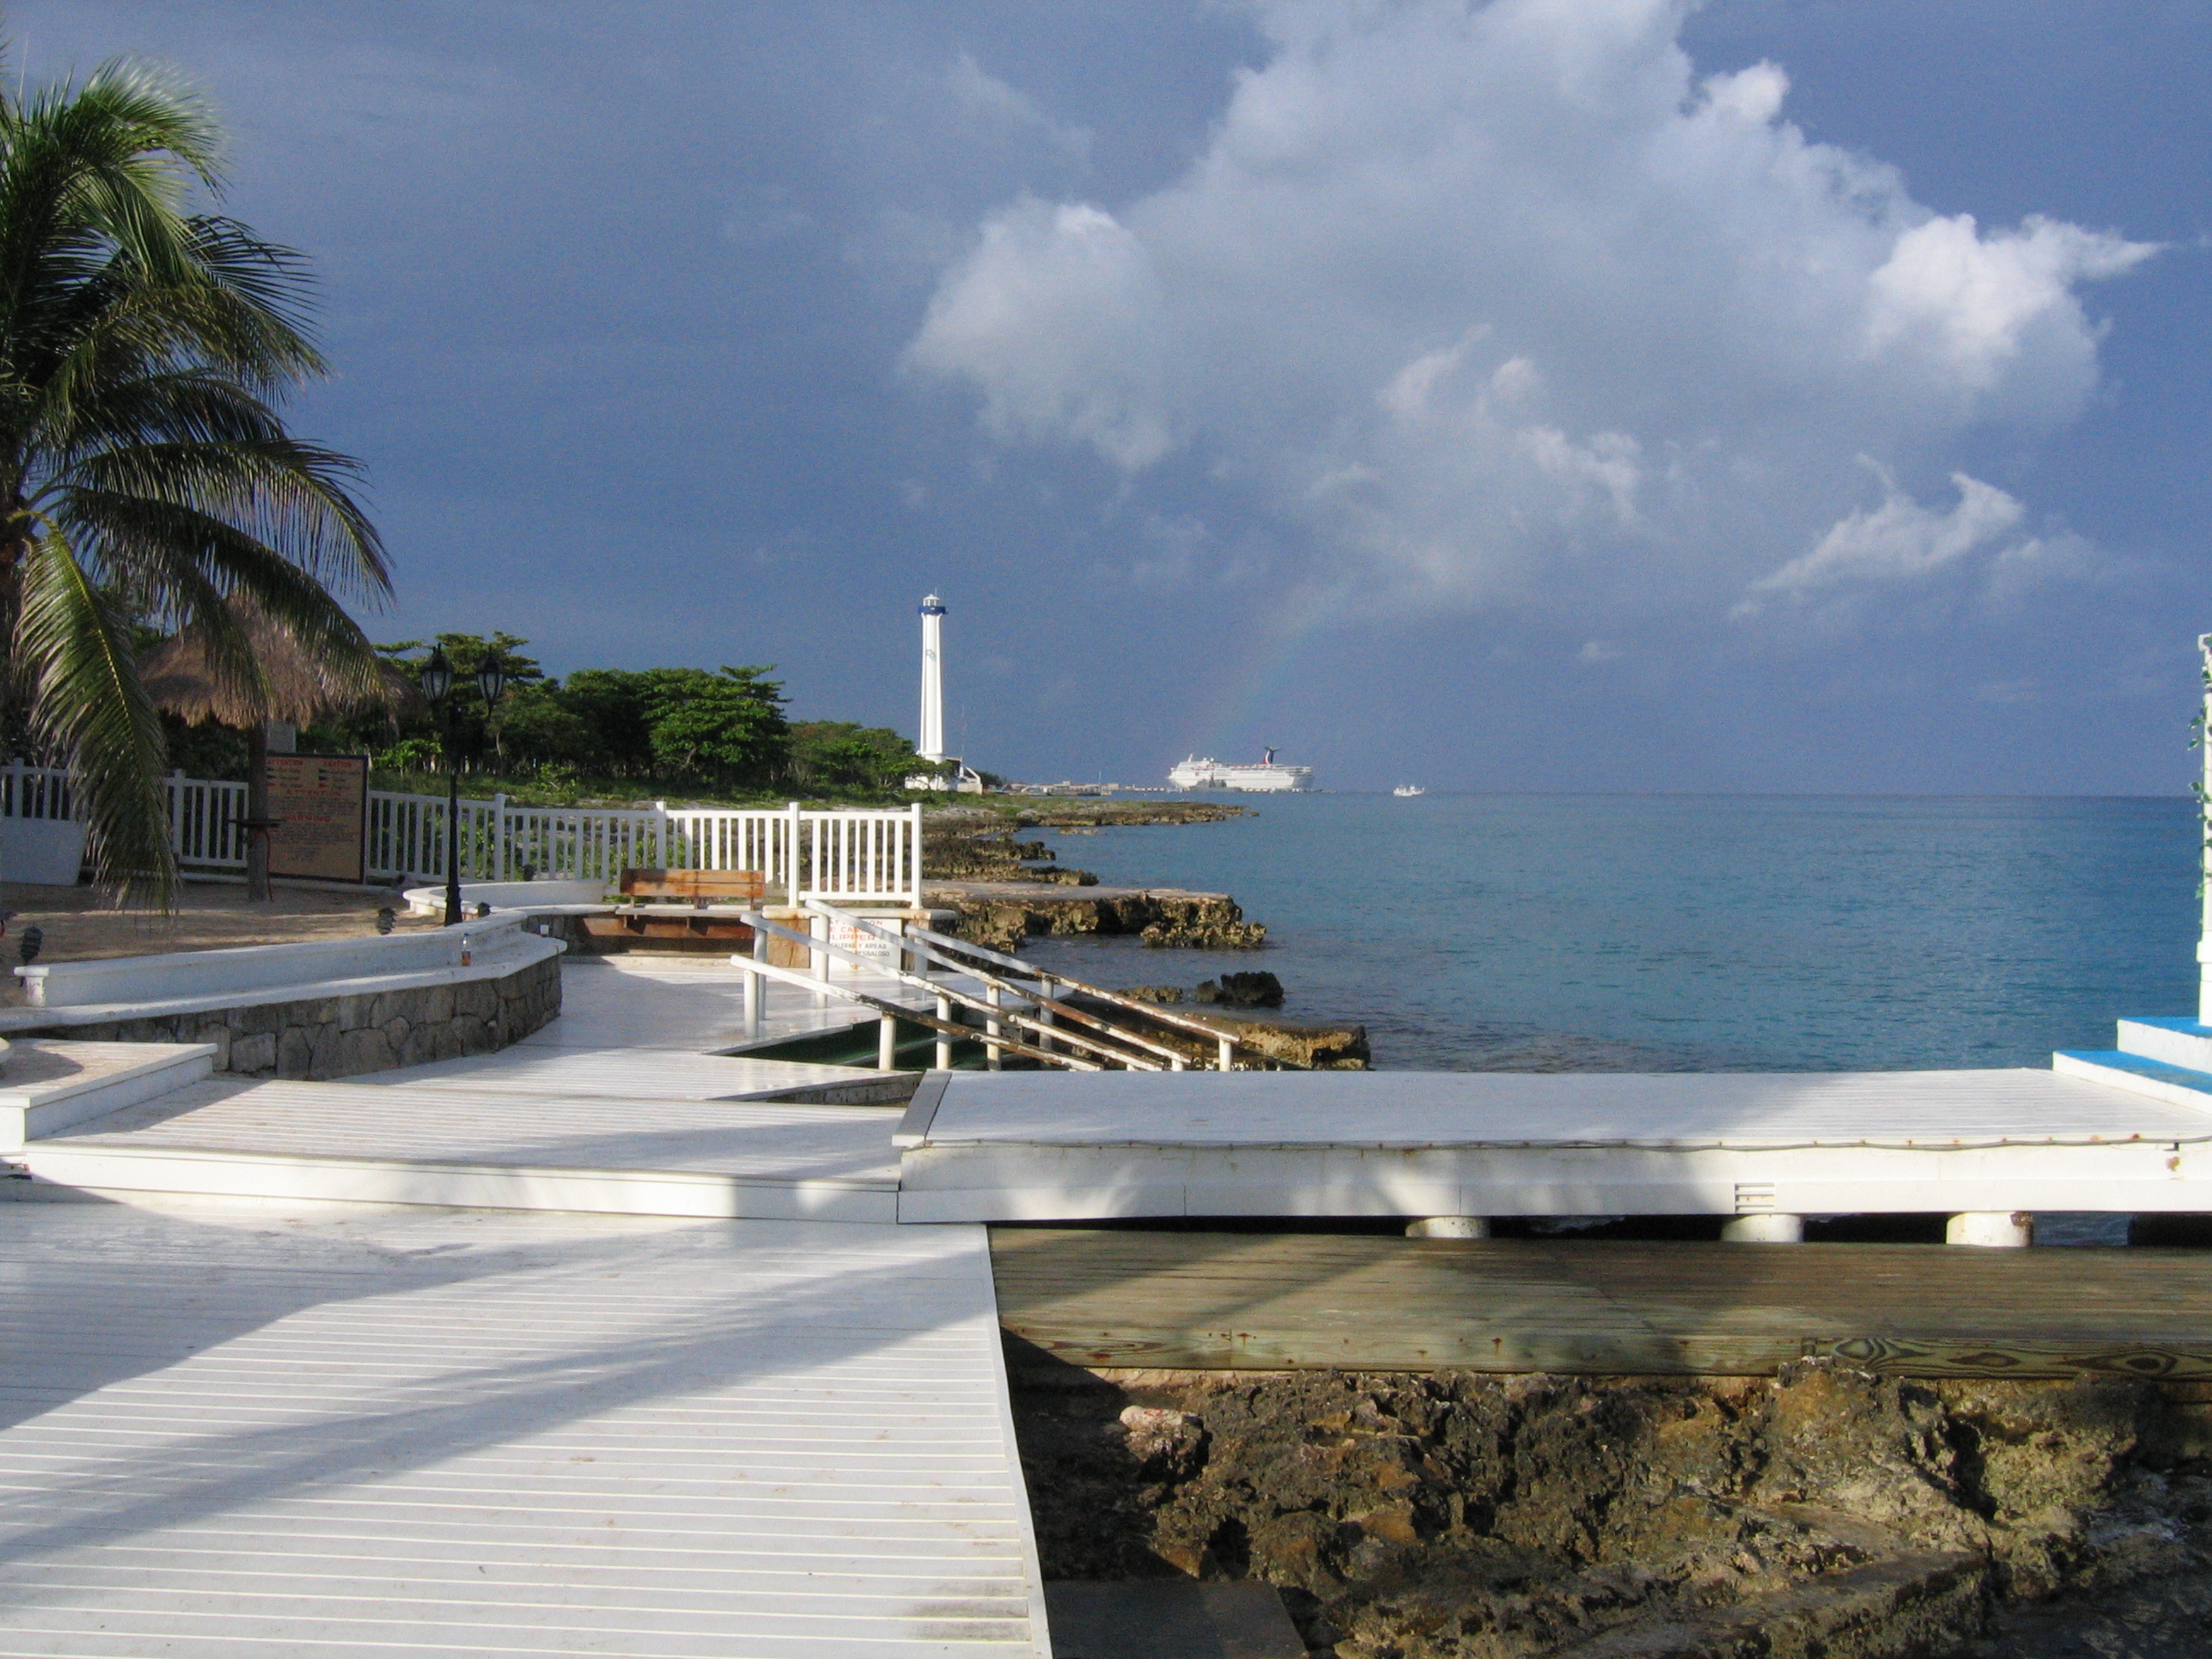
[418,647,460,925]
[421,647,509,927]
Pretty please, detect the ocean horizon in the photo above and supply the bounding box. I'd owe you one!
[1020,790,2197,1073]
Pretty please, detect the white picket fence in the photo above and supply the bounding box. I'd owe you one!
[2,761,925,906]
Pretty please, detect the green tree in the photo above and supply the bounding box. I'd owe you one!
[638,666,789,789]
[559,668,654,776]
[787,720,934,795]
[0,56,387,894]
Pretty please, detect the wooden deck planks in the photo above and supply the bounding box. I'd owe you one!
[0,1206,1048,1657]
[990,1228,2212,1378]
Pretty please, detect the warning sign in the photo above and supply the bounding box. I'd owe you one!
[265,754,369,883]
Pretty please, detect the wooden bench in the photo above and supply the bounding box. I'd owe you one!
[578,869,768,952]
[616,869,768,907]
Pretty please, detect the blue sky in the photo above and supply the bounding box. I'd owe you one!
[16,2,2209,794]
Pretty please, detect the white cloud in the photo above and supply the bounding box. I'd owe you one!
[904,199,1173,469]
[905,0,2153,632]
[1745,470,2024,600]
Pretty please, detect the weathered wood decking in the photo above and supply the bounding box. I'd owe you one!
[991,1228,2212,1378]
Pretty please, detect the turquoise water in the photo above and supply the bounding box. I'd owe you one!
[1021,794,2198,1072]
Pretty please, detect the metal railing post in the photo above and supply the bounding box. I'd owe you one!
[935,995,953,1070]
[1219,1035,1236,1071]
[986,983,1003,1071]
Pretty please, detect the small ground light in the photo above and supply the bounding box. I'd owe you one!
[20,926,44,964]
[375,908,396,935]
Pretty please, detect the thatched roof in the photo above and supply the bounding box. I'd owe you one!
[139,597,417,728]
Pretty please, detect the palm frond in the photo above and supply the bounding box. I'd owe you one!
[14,527,175,903]
[61,437,390,598]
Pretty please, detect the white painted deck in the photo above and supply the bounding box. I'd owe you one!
[897,1068,2212,1222]
[527,956,942,1058]
[2,955,1054,1656]
[23,1080,903,1221]
[0,1203,1047,1657]
[357,1045,900,1105]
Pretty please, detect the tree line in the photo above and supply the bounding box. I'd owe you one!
[166,631,942,801]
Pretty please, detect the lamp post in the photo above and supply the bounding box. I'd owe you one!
[417,648,460,925]
[419,646,510,927]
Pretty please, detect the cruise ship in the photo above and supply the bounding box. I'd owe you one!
[1167,748,1316,793]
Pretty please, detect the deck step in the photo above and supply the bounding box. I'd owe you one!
[2052,1048,2212,1114]
[15,1079,904,1220]
[2116,1016,2212,1072]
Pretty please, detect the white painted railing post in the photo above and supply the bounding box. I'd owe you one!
[744,922,766,1039]
[909,801,924,908]
[2202,632,2212,1026]
[492,793,508,882]
[786,801,801,907]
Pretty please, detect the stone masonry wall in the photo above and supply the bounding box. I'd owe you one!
[20,952,562,1081]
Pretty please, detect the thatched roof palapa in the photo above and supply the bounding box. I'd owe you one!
[138,597,419,729]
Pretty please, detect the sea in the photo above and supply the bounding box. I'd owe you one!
[1019,792,2198,1074]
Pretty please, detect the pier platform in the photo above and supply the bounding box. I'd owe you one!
[896,1068,2212,1223]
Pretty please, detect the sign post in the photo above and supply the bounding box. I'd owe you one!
[265,754,370,884]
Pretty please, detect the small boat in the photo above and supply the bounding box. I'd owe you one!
[1393,784,1426,797]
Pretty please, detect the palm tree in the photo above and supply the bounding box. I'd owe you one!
[0,54,388,900]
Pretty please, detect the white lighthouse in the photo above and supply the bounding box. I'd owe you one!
[907,594,981,791]
[917,593,947,761]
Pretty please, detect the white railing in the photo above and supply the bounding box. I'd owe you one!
[1,761,924,905]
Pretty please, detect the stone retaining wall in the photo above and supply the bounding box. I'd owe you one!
[17,953,562,1081]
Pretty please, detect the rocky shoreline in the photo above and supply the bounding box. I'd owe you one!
[923,806,1268,951]
[1010,1353,2212,1657]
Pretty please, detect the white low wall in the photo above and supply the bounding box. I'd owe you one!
[0,818,88,886]
[16,913,544,1010]
[405,879,608,917]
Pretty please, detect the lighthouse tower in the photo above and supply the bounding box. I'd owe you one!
[917,594,947,761]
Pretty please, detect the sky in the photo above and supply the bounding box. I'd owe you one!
[14,1,2209,795]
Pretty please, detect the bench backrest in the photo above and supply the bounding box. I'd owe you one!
[619,868,766,905]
